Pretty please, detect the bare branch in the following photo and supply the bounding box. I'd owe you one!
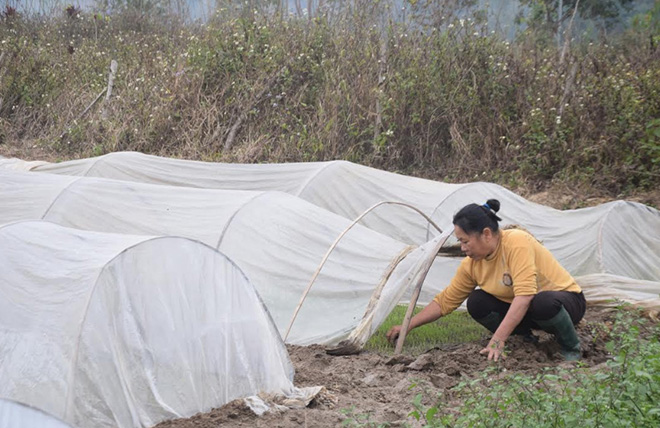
[222,64,290,152]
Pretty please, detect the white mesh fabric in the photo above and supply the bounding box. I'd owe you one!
[0,221,295,427]
[0,170,419,345]
[2,166,660,336]
[18,152,659,284]
[216,191,409,344]
[0,170,79,223]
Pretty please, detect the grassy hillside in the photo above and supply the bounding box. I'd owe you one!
[0,2,659,204]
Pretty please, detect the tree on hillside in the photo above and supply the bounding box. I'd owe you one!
[518,0,637,39]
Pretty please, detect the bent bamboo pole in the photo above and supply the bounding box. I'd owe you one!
[283,201,443,342]
[394,233,451,355]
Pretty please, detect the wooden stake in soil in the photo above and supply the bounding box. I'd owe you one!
[74,60,117,122]
[559,0,580,66]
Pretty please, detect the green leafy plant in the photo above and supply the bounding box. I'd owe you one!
[410,305,660,427]
[340,406,391,428]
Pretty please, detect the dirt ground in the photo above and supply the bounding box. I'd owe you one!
[156,306,617,428]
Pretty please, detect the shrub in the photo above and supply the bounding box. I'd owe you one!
[0,2,658,196]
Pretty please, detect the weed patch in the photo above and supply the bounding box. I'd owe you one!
[409,306,660,427]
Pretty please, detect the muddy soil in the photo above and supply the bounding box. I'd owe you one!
[156,307,617,428]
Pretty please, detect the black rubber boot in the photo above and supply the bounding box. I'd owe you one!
[533,306,581,361]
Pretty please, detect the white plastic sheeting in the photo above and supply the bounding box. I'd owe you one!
[0,156,48,171]
[0,399,72,428]
[4,152,659,282]
[575,274,660,310]
[2,168,659,329]
[0,169,452,346]
[0,221,297,428]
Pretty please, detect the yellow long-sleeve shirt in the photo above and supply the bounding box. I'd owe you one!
[433,228,582,316]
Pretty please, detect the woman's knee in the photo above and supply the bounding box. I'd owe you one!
[466,289,491,319]
[529,291,584,322]
[529,293,562,320]
[467,289,507,320]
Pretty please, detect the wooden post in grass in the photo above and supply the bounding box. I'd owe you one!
[373,36,387,142]
[76,60,117,122]
[101,60,118,120]
[395,234,450,355]
[60,59,117,140]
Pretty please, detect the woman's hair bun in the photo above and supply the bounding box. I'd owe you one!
[485,199,500,213]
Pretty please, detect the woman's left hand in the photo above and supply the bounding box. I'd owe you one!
[480,337,506,361]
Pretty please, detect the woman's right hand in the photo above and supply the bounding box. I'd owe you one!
[386,325,403,344]
[385,301,443,346]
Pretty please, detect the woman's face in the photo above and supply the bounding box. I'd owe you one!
[454,225,495,261]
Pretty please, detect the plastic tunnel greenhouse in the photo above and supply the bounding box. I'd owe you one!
[2,152,659,282]
[2,153,660,428]
[1,168,659,332]
[0,169,449,347]
[0,221,298,427]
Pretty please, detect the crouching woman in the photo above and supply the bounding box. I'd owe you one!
[387,199,586,361]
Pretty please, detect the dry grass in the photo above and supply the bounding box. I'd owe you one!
[0,2,659,200]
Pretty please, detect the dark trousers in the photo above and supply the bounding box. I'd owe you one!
[466,289,586,333]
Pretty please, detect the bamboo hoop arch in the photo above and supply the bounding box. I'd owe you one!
[283,201,444,341]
